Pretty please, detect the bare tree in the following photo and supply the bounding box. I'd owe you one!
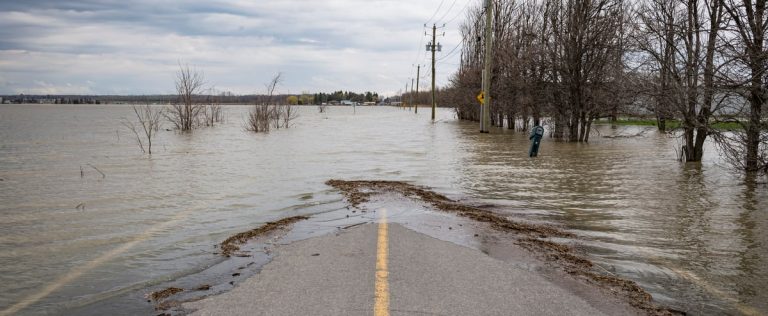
[202,88,224,127]
[264,72,282,106]
[272,103,283,129]
[631,0,725,161]
[282,103,299,128]
[245,104,272,133]
[631,0,680,131]
[203,102,223,127]
[166,63,205,131]
[122,104,163,154]
[714,0,768,173]
[246,73,294,133]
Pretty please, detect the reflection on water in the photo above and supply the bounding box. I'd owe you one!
[0,104,765,315]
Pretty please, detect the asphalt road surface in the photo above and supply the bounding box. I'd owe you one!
[186,210,639,316]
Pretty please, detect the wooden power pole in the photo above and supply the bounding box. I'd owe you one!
[415,65,420,114]
[431,24,437,121]
[409,77,414,110]
[480,0,493,133]
[404,82,409,108]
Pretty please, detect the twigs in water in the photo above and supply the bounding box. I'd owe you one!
[86,164,106,178]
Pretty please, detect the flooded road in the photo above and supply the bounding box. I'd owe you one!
[0,104,766,315]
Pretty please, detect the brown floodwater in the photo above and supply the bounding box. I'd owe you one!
[0,104,765,315]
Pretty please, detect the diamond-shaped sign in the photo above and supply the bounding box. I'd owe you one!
[476,91,485,105]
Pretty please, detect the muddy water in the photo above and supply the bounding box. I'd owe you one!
[0,104,765,315]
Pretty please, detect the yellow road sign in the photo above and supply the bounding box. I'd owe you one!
[476,91,485,105]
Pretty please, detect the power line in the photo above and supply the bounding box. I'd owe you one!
[436,0,460,24]
[442,0,473,26]
[436,40,462,61]
[412,25,428,65]
[424,0,446,25]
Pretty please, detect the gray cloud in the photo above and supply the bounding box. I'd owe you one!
[0,0,467,96]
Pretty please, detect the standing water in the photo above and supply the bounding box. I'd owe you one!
[0,104,765,315]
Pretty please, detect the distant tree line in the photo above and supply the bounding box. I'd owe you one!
[1,95,103,104]
[311,91,380,104]
[2,90,381,106]
[399,88,451,107]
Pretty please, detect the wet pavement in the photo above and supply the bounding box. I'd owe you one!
[183,199,642,316]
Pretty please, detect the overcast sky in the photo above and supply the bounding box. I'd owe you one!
[0,0,472,97]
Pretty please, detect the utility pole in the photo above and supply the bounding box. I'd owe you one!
[404,82,409,108]
[415,64,420,114]
[424,24,443,119]
[431,24,437,121]
[480,0,493,133]
[409,77,414,111]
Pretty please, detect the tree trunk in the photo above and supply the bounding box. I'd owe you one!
[746,80,763,171]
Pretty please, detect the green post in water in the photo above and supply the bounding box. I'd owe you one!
[529,126,544,157]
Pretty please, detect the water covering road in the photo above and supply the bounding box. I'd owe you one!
[0,104,765,315]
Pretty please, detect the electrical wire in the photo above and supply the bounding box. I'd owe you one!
[412,26,427,65]
[442,0,473,26]
[436,0,460,24]
[424,0,446,25]
[436,40,463,61]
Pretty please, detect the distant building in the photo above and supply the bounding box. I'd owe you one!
[340,100,354,106]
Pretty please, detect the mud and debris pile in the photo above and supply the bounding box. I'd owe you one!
[148,287,183,301]
[326,179,571,237]
[219,215,309,257]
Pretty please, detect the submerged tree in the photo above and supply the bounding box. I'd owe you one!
[202,88,225,127]
[635,0,725,161]
[167,63,205,131]
[713,0,768,173]
[246,73,298,132]
[122,104,163,154]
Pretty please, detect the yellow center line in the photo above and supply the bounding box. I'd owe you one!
[374,208,389,316]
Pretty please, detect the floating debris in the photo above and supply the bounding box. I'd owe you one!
[148,287,183,301]
[219,215,309,256]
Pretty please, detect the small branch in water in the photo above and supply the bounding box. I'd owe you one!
[87,164,106,178]
[75,203,86,210]
[341,222,368,230]
[80,165,84,178]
